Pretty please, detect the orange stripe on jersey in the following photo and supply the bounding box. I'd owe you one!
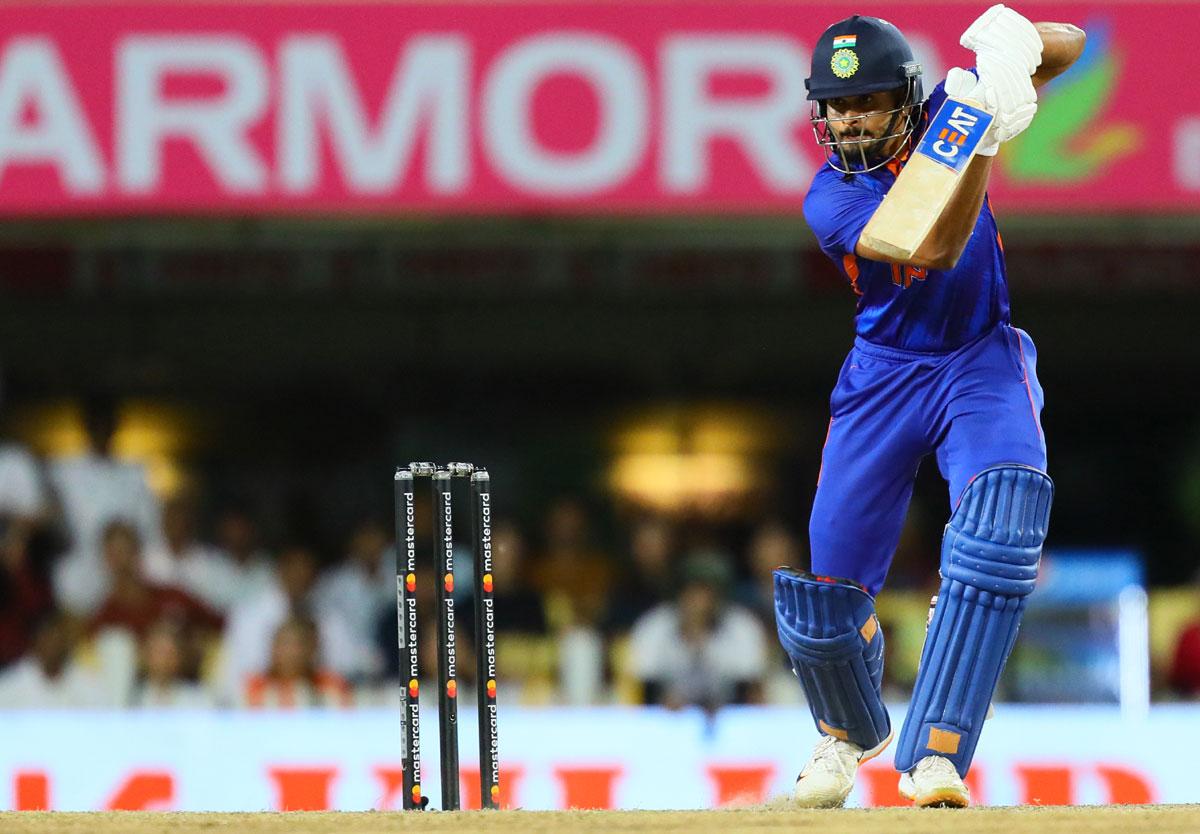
[986,195,1004,251]
[1016,334,1044,443]
[884,142,911,178]
[842,253,864,296]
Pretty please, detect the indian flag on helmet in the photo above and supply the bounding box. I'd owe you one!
[832,34,857,49]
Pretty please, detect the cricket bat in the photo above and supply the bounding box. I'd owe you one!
[858,97,996,262]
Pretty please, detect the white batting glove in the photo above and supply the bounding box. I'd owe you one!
[975,52,1037,112]
[960,4,1043,75]
[943,67,1037,156]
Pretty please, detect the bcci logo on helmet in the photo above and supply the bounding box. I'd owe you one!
[831,49,859,79]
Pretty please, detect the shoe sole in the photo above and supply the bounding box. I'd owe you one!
[915,789,969,808]
[859,728,894,765]
[899,786,970,809]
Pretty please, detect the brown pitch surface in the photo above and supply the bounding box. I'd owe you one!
[1,806,1198,834]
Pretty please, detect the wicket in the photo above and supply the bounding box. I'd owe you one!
[394,462,499,811]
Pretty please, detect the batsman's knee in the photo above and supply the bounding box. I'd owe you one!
[943,464,1054,595]
[774,568,891,752]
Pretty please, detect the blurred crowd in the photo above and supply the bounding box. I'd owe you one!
[0,399,805,711]
[4,400,1200,711]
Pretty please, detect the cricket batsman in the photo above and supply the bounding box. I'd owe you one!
[772,6,1085,808]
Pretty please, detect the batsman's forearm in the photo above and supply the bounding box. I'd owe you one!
[914,155,993,269]
[1033,22,1086,88]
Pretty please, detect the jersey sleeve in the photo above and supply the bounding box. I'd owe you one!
[925,78,949,119]
[802,173,882,260]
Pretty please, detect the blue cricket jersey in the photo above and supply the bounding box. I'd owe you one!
[803,77,1009,353]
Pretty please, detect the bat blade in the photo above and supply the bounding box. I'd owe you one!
[859,97,995,263]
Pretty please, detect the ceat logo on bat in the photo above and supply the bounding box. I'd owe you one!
[444,573,454,593]
[482,573,494,593]
[405,573,416,593]
[917,99,995,174]
[408,679,419,698]
[447,680,457,698]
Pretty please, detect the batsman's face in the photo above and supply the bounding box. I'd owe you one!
[825,89,906,155]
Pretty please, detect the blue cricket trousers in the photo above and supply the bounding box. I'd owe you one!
[810,322,1048,595]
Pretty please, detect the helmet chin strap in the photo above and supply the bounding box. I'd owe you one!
[865,107,906,160]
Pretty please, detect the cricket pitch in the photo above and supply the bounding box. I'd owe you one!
[2,805,1199,833]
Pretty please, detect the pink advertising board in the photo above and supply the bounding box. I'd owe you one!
[0,2,1192,215]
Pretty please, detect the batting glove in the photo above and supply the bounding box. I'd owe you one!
[943,67,1037,156]
[975,51,1037,113]
[960,4,1043,75]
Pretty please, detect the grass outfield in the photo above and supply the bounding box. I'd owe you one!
[1,806,1198,833]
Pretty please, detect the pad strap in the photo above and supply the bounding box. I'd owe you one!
[895,465,1053,776]
[774,569,891,751]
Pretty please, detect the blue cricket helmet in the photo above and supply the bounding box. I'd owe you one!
[806,15,925,173]
[807,15,923,103]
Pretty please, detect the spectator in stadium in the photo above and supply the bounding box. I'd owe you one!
[735,521,803,628]
[524,498,613,704]
[490,520,548,635]
[129,618,213,708]
[0,436,49,525]
[0,514,56,669]
[1169,615,1200,698]
[314,518,394,678]
[89,520,223,642]
[0,424,61,669]
[143,492,243,614]
[49,396,163,615]
[219,545,357,704]
[528,497,614,629]
[629,549,768,712]
[601,515,677,634]
[732,521,806,705]
[210,505,274,609]
[241,617,351,708]
[0,610,107,708]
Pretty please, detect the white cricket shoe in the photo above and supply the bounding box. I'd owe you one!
[898,755,970,808]
[792,731,893,809]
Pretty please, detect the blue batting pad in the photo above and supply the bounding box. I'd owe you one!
[895,465,1054,777]
[774,568,891,751]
